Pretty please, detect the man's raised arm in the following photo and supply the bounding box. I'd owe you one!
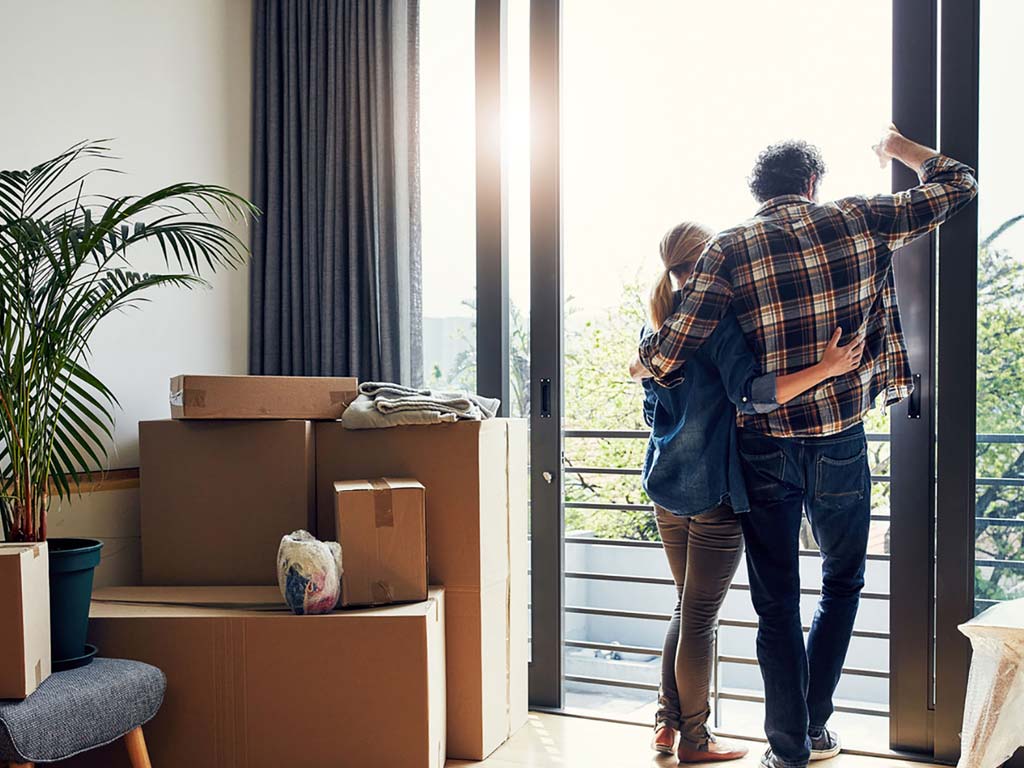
[635,239,733,386]
[865,125,978,251]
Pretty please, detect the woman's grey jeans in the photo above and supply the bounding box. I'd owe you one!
[654,504,744,749]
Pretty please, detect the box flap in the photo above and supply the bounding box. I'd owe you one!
[91,586,443,619]
[334,477,425,493]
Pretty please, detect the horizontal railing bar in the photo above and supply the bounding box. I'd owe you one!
[564,536,661,549]
[727,582,890,601]
[565,501,653,512]
[566,466,642,476]
[718,617,890,640]
[975,558,1024,570]
[563,608,889,640]
[564,639,661,656]
[565,570,674,586]
[564,536,890,562]
[563,429,1024,445]
[564,465,893,484]
[976,517,1024,528]
[564,673,658,692]
[564,675,889,717]
[563,430,894,442]
[977,477,1024,487]
[564,641,890,679]
[565,605,671,622]
[564,571,890,600]
[717,654,889,679]
[565,501,891,523]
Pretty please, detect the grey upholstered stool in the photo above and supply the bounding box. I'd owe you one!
[0,658,165,767]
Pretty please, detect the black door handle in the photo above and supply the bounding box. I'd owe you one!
[540,378,552,418]
[907,373,922,419]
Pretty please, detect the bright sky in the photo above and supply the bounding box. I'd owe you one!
[419,1,1022,319]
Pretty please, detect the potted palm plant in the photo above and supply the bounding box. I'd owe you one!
[0,141,255,668]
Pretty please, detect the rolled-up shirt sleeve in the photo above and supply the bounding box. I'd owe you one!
[858,154,978,252]
[638,240,733,386]
[746,373,779,414]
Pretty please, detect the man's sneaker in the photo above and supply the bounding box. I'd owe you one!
[809,727,842,760]
[759,748,793,768]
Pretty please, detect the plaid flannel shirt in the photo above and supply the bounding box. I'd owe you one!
[638,155,978,437]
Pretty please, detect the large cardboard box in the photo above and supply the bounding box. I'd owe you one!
[335,478,428,607]
[0,542,50,699]
[170,374,358,420]
[316,419,528,759]
[139,420,315,586]
[67,587,446,768]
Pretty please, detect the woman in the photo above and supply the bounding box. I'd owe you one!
[637,222,863,762]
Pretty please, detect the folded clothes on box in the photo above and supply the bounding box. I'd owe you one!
[341,381,500,430]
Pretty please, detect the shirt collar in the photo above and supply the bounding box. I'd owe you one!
[756,194,813,216]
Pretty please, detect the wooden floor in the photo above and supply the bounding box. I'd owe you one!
[447,713,936,768]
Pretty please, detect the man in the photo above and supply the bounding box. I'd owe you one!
[633,127,977,768]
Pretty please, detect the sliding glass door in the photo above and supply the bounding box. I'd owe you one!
[415,0,1005,761]
[524,0,994,762]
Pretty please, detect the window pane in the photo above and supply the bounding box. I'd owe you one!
[420,0,476,391]
[975,1,1024,611]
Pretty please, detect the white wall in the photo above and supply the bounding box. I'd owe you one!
[0,0,252,469]
[0,0,252,582]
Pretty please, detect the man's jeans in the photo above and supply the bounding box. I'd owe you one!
[737,424,871,767]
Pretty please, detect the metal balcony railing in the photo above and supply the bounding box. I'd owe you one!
[557,428,1024,723]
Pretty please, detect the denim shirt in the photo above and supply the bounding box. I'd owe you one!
[641,308,778,517]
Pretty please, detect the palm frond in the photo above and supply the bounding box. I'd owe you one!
[0,141,255,540]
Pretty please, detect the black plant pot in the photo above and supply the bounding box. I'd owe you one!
[48,537,103,670]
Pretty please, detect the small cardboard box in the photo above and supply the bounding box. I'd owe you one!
[334,478,428,607]
[139,420,316,586]
[170,374,358,420]
[69,586,446,768]
[315,419,528,760]
[0,541,51,699]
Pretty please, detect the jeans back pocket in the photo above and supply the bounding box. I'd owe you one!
[814,446,867,502]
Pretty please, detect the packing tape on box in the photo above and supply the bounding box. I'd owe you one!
[169,388,206,408]
[369,478,394,528]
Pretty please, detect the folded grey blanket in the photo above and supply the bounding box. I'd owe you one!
[375,392,499,420]
[358,381,431,398]
[342,382,501,430]
[342,394,458,430]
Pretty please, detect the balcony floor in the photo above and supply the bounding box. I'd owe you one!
[447,712,939,768]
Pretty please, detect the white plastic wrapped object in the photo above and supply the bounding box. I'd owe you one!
[276,530,343,615]
[957,597,1024,768]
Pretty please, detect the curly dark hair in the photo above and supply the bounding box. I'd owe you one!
[747,140,827,202]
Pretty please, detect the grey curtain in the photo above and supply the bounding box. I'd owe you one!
[250,0,422,384]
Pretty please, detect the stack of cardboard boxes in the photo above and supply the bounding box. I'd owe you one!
[75,375,527,768]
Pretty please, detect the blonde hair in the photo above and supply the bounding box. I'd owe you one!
[649,222,714,327]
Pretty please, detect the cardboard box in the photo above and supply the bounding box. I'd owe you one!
[68,586,446,768]
[139,420,315,586]
[170,374,358,420]
[0,542,51,699]
[335,478,427,607]
[316,419,528,759]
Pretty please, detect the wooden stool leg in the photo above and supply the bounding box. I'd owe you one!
[124,726,152,768]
